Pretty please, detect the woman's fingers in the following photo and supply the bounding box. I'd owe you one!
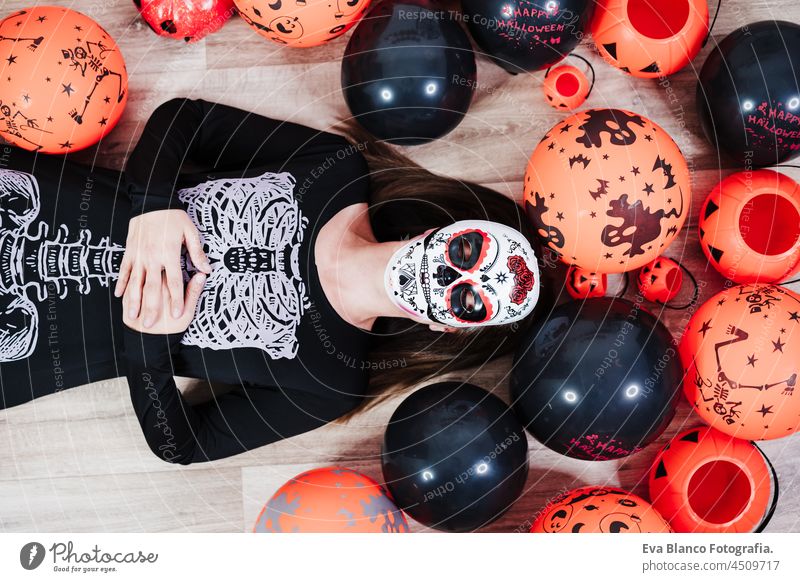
[114,253,132,297]
[165,262,185,318]
[140,267,164,328]
[125,264,145,320]
[180,272,208,326]
[184,224,211,274]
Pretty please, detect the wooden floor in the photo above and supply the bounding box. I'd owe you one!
[2,0,800,533]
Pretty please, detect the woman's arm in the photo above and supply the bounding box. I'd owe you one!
[125,97,351,215]
[124,329,360,464]
[118,97,353,328]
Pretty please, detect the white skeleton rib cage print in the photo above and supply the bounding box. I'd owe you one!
[178,171,309,358]
[0,168,309,363]
[0,169,122,362]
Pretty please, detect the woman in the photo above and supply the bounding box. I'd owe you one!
[0,98,546,464]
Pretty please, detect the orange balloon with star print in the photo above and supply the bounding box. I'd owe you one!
[0,6,128,154]
[680,284,800,440]
[523,108,691,274]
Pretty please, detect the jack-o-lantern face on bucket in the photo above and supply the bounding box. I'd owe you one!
[543,64,591,110]
[638,256,683,303]
[648,427,775,533]
[566,266,607,299]
[530,486,672,533]
[591,0,709,78]
[524,108,691,274]
[385,220,540,327]
[699,169,800,284]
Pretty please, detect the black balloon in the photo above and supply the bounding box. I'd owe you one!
[381,382,529,532]
[461,0,593,74]
[341,1,476,145]
[510,298,681,461]
[697,20,800,167]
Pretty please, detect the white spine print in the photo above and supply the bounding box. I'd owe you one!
[178,171,309,359]
[0,169,123,362]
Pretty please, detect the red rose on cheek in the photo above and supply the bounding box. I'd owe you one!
[509,287,528,304]
[507,255,535,305]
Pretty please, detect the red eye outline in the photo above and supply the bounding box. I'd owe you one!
[444,228,491,273]
[444,279,495,324]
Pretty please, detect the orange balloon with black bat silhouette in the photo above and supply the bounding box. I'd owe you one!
[0,6,128,153]
[680,283,800,440]
[530,486,672,533]
[523,108,691,274]
[234,0,371,47]
[252,467,409,533]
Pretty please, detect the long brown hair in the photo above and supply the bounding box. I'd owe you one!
[339,122,556,414]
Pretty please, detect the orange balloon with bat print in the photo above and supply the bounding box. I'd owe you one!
[524,108,691,274]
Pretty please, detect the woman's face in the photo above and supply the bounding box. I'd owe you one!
[385,220,540,327]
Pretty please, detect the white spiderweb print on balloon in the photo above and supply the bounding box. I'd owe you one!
[178,171,310,359]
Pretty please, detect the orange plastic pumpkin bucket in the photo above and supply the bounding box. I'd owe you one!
[566,266,608,299]
[648,427,776,533]
[638,256,683,303]
[543,64,591,111]
[699,169,800,284]
[591,0,709,77]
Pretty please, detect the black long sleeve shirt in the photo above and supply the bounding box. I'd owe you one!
[1,99,373,462]
[123,99,373,464]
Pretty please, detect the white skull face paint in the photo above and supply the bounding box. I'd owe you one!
[385,220,540,327]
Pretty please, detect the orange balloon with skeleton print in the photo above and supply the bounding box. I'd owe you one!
[530,486,672,533]
[0,6,128,153]
[524,109,691,274]
[680,284,800,440]
[234,0,371,47]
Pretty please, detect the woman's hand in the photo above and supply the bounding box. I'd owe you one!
[123,272,207,334]
[115,210,211,328]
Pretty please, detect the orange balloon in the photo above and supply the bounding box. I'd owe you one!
[524,109,691,274]
[648,426,774,533]
[252,467,409,533]
[565,265,607,299]
[591,0,709,78]
[680,283,800,440]
[542,64,590,111]
[638,256,682,304]
[234,0,371,47]
[530,486,672,533]
[699,169,800,284]
[0,6,128,153]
